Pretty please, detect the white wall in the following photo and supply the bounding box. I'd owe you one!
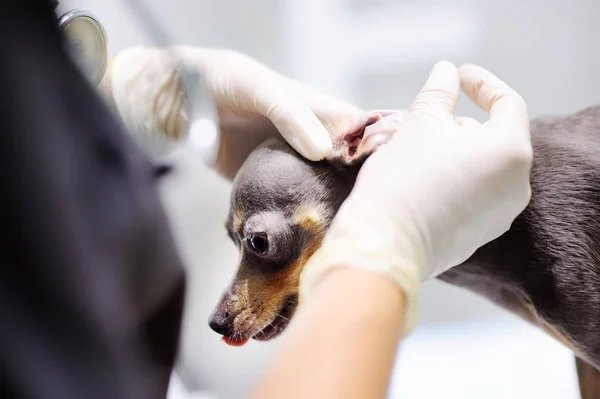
[59,0,599,397]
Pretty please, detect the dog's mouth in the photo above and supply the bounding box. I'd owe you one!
[252,294,298,342]
[221,295,298,347]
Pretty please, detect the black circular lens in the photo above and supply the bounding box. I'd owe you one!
[248,234,268,254]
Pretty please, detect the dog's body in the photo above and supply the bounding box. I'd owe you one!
[440,107,600,368]
[210,105,600,396]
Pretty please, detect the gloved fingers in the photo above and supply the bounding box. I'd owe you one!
[454,116,481,129]
[285,78,365,116]
[367,109,407,118]
[335,111,383,142]
[459,64,529,127]
[189,48,334,162]
[409,61,460,120]
[358,130,394,155]
[367,110,408,122]
[251,81,333,161]
[110,46,191,158]
[358,111,408,154]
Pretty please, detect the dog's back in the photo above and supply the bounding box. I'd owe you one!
[440,105,600,370]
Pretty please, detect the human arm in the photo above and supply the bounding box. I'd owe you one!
[251,267,406,399]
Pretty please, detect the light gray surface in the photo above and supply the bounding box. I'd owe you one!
[61,0,598,397]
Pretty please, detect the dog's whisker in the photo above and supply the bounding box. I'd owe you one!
[276,314,290,322]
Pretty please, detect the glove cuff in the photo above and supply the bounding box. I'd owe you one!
[299,245,422,336]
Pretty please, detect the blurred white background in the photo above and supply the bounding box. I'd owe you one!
[59,0,600,397]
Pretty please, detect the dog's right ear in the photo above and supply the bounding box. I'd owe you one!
[327,110,406,166]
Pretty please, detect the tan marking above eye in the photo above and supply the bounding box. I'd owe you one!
[293,204,326,234]
[233,208,244,233]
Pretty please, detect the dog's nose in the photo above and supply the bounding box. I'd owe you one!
[209,311,232,336]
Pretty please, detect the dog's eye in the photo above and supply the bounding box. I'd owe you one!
[248,233,269,254]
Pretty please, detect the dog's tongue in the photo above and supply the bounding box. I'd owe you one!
[222,336,249,347]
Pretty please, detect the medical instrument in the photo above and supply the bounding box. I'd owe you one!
[50,0,218,162]
[50,1,108,86]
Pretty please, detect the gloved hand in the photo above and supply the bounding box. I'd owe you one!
[105,46,379,179]
[299,61,533,334]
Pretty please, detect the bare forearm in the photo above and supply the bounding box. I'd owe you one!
[251,268,406,399]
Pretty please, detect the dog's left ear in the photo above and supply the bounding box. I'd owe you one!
[327,110,405,166]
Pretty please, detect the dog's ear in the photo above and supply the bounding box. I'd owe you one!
[327,110,406,166]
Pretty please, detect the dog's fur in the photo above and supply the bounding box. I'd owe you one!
[209,105,600,397]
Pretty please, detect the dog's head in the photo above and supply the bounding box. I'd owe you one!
[209,138,358,345]
[209,112,400,345]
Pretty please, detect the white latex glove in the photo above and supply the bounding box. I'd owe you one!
[105,46,377,179]
[299,61,533,334]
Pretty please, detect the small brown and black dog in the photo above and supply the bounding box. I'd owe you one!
[209,105,600,397]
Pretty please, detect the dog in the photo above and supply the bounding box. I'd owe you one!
[208,105,600,397]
